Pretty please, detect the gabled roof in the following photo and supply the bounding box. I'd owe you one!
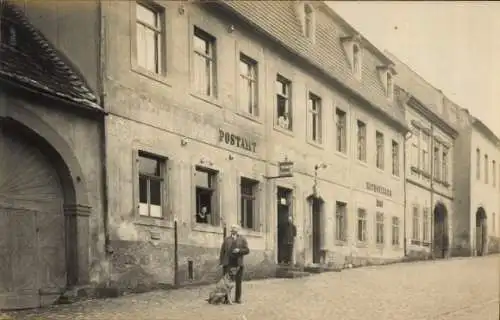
[0,0,101,111]
[207,1,406,130]
[472,117,500,147]
[385,51,459,131]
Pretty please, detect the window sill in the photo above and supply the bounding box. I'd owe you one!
[306,139,324,150]
[356,242,368,248]
[239,228,264,238]
[273,124,294,137]
[335,240,347,246]
[131,65,172,87]
[191,223,224,234]
[134,216,174,229]
[334,150,348,160]
[391,173,401,181]
[376,243,385,249]
[235,110,262,124]
[190,92,222,108]
[356,159,368,167]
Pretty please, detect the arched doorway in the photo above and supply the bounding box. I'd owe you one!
[0,120,78,310]
[475,207,487,256]
[433,202,449,259]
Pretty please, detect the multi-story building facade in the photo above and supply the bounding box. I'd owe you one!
[387,53,460,259]
[453,112,500,256]
[99,1,408,289]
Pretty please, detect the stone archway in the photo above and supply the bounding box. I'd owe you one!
[433,202,449,259]
[475,207,487,256]
[0,105,91,310]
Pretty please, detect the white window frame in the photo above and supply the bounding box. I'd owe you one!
[138,151,166,218]
[386,71,394,100]
[357,120,367,162]
[135,1,164,74]
[239,53,258,116]
[412,205,420,241]
[193,27,216,97]
[335,108,347,153]
[476,148,481,180]
[442,147,449,183]
[376,131,384,170]
[391,217,400,246]
[308,92,322,144]
[423,208,430,242]
[392,140,400,177]
[485,154,489,184]
[357,208,367,242]
[240,177,260,231]
[376,212,384,245]
[304,4,314,40]
[276,75,292,131]
[335,201,347,241]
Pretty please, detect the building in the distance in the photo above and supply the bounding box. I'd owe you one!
[387,52,461,259]
[453,112,500,256]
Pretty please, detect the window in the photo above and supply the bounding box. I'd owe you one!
[391,217,400,246]
[357,120,367,161]
[195,167,219,226]
[476,148,481,180]
[412,206,419,241]
[376,212,384,244]
[352,44,361,78]
[240,178,259,231]
[484,154,489,184]
[493,160,496,187]
[442,147,449,183]
[386,72,393,99]
[136,2,163,73]
[421,133,429,173]
[376,131,384,169]
[276,75,292,130]
[304,4,314,39]
[308,93,322,143]
[335,202,347,241]
[433,144,440,180]
[392,140,400,176]
[138,152,165,218]
[193,27,216,97]
[423,208,429,242]
[357,208,367,242]
[239,54,258,116]
[335,108,347,153]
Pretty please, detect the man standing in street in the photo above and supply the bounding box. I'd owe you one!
[219,224,250,304]
[283,215,297,265]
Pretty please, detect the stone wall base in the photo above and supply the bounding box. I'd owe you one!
[488,236,500,254]
[103,240,276,295]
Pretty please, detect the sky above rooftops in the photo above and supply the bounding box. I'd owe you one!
[329,1,500,138]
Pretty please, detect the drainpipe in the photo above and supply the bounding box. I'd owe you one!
[97,0,111,257]
[429,124,435,259]
[403,131,413,257]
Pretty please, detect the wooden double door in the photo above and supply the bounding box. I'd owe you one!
[0,129,66,310]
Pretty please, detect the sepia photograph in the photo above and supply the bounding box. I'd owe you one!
[0,0,498,319]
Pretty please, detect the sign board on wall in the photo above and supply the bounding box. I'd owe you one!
[218,129,257,153]
[278,160,294,177]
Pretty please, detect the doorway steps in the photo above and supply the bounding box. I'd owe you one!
[275,264,311,279]
[303,264,342,274]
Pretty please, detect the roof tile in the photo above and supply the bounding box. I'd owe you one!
[0,0,100,110]
[212,1,406,128]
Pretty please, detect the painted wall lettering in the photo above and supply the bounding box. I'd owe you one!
[218,129,257,153]
[366,182,392,197]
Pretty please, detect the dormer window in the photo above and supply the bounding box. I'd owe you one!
[386,72,394,99]
[377,65,396,101]
[353,44,361,79]
[304,4,313,38]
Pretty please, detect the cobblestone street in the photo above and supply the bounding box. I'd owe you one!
[4,255,499,320]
